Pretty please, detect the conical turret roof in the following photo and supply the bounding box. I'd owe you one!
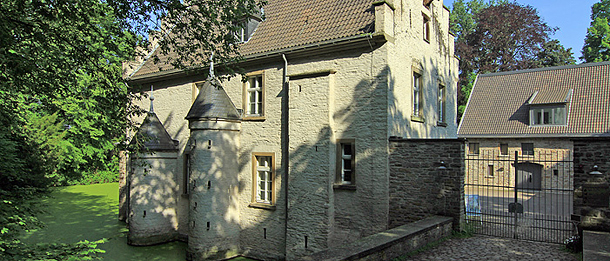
[131,112,179,151]
[185,80,241,121]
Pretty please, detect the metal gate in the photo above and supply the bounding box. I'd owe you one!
[464,151,575,243]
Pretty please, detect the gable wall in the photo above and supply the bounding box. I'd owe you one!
[465,138,573,190]
[387,0,459,139]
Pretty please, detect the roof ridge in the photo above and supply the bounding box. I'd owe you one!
[479,61,610,78]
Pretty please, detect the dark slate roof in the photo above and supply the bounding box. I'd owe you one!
[131,112,178,151]
[458,62,610,137]
[185,80,241,121]
[130,0,375,78]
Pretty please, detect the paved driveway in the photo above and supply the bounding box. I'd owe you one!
[409,235,578,261]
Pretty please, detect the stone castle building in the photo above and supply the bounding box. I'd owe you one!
[121,0,461,260]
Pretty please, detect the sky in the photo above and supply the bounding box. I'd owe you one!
[443,0,599,61]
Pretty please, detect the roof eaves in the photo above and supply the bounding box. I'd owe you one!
[127,33,383,84]
[459,132,610,139]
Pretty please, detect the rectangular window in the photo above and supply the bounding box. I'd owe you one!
[335,140,355,188]
[500,143,508,156]
[243,72,265,119]
[522,143,534,156]
[468,143,479,155]
[488,165,494,177]
[423,14,430,42]
[530,105,566,126]
[251,153,275,208]
[413,72,423,118]
[437,84,446,125]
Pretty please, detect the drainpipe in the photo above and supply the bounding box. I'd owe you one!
[281,53,289,259]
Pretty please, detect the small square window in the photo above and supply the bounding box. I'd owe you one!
[335,140,356,188]
[500,143,508,156]
[243,72,265,119]
[522,143,534,156]
[250,153,275,209]
[468,143,479,155]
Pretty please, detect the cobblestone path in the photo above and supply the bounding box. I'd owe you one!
[409,235,579,261]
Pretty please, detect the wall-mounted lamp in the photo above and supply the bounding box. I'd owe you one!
[438,161,447,170]
[589,165,603,175]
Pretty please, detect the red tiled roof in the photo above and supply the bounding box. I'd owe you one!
[458,62,610,137]
[131,0,375,78]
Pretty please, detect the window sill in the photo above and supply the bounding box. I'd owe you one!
[467,153,479,156]
[242,116,265,121]
[333,184,356,190]
[436,122,447,127]
[485,176,495,179]
[248,202,276,210]
[411,115,425,123]
[424,38,430,44]
[498,155,509,158]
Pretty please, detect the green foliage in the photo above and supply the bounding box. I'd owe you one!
[582,0,610,62]
[451,1,574,122]
[537,40,577,67]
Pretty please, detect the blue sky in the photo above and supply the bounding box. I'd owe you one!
[443,0,599,61]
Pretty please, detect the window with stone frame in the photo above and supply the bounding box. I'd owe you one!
[423,0,433,9]
[412,70,424,121]
[243,71,265,119]
[423,14,431,42]
[335,140,356,189]
[522,143,534,156]
[500,143,508,156]
[250,152,275,209]
[468,142,479,155]
[437,83,446,126]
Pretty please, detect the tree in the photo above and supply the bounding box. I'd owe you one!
[450,0,508,112]
[0,0,266,185]
[0,0,265,258]
[458,3,555,75]
[537,40,577,67]
[582,0,610,62]
[451,1,568,120]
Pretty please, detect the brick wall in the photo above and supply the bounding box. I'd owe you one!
[388,138,464,229]
[573,138,610,232]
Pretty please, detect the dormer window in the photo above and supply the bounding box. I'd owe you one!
[528,89,572,126]
[234,8,264,43]
[530,105,566,125]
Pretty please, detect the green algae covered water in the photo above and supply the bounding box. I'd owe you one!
[21,183,187,260]
[21,183,256,260]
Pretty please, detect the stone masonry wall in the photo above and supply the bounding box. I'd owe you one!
[388,138,464,229]
[573,138,610,232]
